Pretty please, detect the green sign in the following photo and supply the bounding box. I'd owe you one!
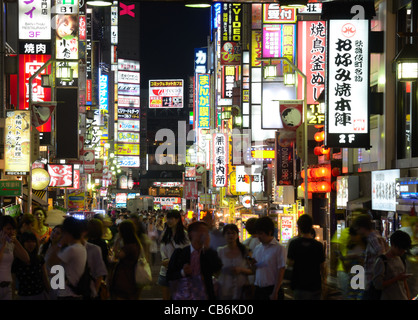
[0,180,22,197]
[4,205,21,218]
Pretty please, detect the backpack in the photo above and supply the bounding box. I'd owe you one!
[67,262,93,300]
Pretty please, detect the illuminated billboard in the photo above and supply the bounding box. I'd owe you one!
[149,80,184,108]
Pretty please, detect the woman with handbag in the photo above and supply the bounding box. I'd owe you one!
[109,220,142,300]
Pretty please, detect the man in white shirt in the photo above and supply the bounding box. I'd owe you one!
[49,217,87,300]
[251,216,286,300]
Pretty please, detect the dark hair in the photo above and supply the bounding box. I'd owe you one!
[352,214,373,231]
[0,215,17,230]
[87,218,103,240]
[118,220,141,246]
[187,221,208,240]
[20,232,40,257]
[223,224,247,258]
[19,213,35,228]
[40,225,63,256]
[390,230,412,250]
[245,218,258,235]
[162,210,187,245]
[255,216,275,236]
[62,217,83,240]
[297,214,313,234]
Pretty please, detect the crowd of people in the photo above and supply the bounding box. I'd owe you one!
[0,206,417,300]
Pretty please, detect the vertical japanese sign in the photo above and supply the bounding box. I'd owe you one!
[55,0,79,60]
[326,19,370,148]
[18,54,52,132]
[275,131,294,186]
[213,133,228,188]
[297,21,326,105]
[197,74,210,129]
[5,110,31,176]
[220,3,242,65]
[18,0,51,40]
[99,73,108,112]
[195,48,207,74]
[251,30,262,67]
[222,66,238,99]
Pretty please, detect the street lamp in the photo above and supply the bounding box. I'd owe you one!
[394,43,418,81]
[86,0,112,6]
[184,0,211,8]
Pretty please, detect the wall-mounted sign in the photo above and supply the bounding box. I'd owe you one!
[275,131,294,186]
[99,74,108,112]
[297,20,326,105]
[0,180,22,197]
[117,107,140,119]
[222,66,238,99]
[235,165,264,193]
[19,41,51,55]
[47,164,74,187]
[372,169,400,212]
[55,14,79,60]
[31,168,50,190]
[118,71,140,84]
[118,119,140,131]
[118,59,140,72]
[196,74,210,129]
[220,3,242,65]
[18,0,51,40]
[5,110,31,176]
[326,19,370,148]
[117,131,139,143]
[195,48,207,74]
[149,80,183,108]
[118,95,140,107]
[118,156,140,168]
[263,4,296,23]
[115,143,140,156]
[118,84,140,96]
[213,133,228,187]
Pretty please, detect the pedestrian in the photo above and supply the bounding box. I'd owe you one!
[351,214,386,300]
[16,214,36,244]
[33,207,53,246]
[40,224,63,300]
[11,232,50,300]
[147,216,159,266]
[159,210,190,300]
[167,221,222,300]
[343,227,367,300]
[287,214,327,300]
[406,217,418,298]
[372,230,412,300]
[216,224,252,300]
[80,221,108,300]
[250,216,286,300]
[47,217,88,300]
[242,218,260,296]
[87,218,110,268]
[110,220,142,300]
[0,215,30,300]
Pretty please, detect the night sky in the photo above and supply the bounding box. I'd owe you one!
[139,1,211,88]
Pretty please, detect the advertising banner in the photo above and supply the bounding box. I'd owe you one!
[275,131,294,186]
[118,95,140,107]
[117,131,139,143]
[115,143,140,156]
[220,3,242,65]
[18,0,51,40]
[196,74,210,129]
[326,19,370,148]
[118,156,140,168]
[184,181,198,200]
[117,107,140,119]
[263,4,296,23]
[372,169,400,212]
[55,14,79,60]
[213,133,228,187]
[118,119,140,131]
[5,110,31,176]
[149,80,183,108]
[47,164,74,187]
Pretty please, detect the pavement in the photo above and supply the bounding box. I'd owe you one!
[139,246,343,300]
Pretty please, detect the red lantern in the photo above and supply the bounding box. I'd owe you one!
[314,146,323,156]
[331,167,340,177]
[331,181,337,191]
[314,131,324,142]
[318,181,331,192]
[320,146,330,155]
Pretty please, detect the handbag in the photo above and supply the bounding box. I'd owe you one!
[135,242,152,287]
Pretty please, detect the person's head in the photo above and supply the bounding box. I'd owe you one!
[61,217,83,244]
[87,218,103,240]
[188,221,210,250]
[118,220,140,245]
[352,214,373,236]
[50,225,63,244]
[297,214,314,235]
[245,218,258,236]
[33,207,47,226]
[166,210,181,229]
[255,216,275,244]
[55,14,78,39]
[0,215,17,238]
[223,224,240,244]
[19,213,36,233]
[390,230,412,256]
[20,232,39,254]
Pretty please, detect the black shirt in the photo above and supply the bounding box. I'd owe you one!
[287,237,325,291]
[12,255,46,296]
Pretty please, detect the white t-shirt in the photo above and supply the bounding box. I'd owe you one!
[0,242,14,282]
[57,243,87,297]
